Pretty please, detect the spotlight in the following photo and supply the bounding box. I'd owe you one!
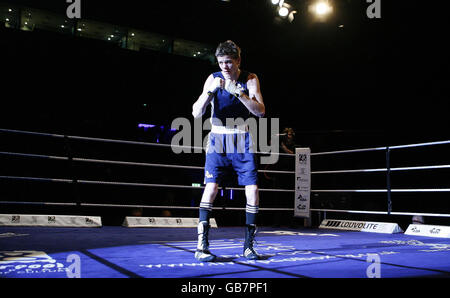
[278,6,289,17]
[277,2,297,23]
[309,0,333,18]
[271,0,280,5]
[315,2,331,15]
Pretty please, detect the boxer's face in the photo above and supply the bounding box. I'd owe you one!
[217,55,240,79]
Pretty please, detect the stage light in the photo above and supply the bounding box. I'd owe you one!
[271,0,280,5]
[278,6,289,17]
[277,1,297,22]
[310,0,333,17]
[315,2,331,15]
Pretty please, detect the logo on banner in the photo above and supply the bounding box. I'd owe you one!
[298,154,308,164]
[410,226,421,233]
[325,221,341,228]
[295,148,311,218]
[430,228,441,234]
[298,154,307,164]
[85,217,96,225]
[324,220,379,230]
[297,194,307,202]
[296,204,307,210]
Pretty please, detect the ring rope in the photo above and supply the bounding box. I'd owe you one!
[0,201,78,206]
[3,151,450,174]
[312,164,450,174]
[2,128,450,156]
[311,209,450,218]
[79,203,293,212]
[311,188,450,193]
[0,201,291,211]
[0,151,294,174]
[2,128,450,218]
[1,200,448,217]
[0,175,294,192]
[310,140,450,156]
[1,175,448,193]
[0,128,293,156]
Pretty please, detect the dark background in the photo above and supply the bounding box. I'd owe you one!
[1,0,448,143]
[1,0,449,227]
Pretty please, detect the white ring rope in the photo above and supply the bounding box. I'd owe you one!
[0,175,294,192]
[312,164,450,174]
[311,140,450,156]
[0,151,293,174]
[311,209,450,218]
[4,128,448,156]
[1,176,448,193]
[79,203,293,212]
[2,151,450,174]
[2,128,450,217]
[0,128,293,156]
[311,188,450,193]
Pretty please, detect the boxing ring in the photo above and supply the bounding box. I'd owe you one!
[1,128,450,279]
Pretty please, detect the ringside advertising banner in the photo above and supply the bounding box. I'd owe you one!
[405,224,450,238]
[320,219,403,234]
[295,148,311,218]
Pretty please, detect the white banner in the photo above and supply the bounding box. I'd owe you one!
[405,224,450,238]
[319,219,403,234]
[295,148,311,218]
[123,217,218,228]
[0,214,102,228]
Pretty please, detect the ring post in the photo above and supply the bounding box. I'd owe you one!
[386,147,392,215]
[295,148,311,226]
[64,135,81,208]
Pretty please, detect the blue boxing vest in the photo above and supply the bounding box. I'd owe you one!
[210,71,252,126]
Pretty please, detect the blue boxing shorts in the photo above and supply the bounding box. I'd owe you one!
[204,132,258,186]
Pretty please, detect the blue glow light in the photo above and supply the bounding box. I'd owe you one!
[138,123,156,129]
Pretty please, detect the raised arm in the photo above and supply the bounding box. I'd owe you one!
[225,73,265,117]
[192,74,223,119]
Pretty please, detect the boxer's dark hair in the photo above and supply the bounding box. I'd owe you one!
[215,40,241,59]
